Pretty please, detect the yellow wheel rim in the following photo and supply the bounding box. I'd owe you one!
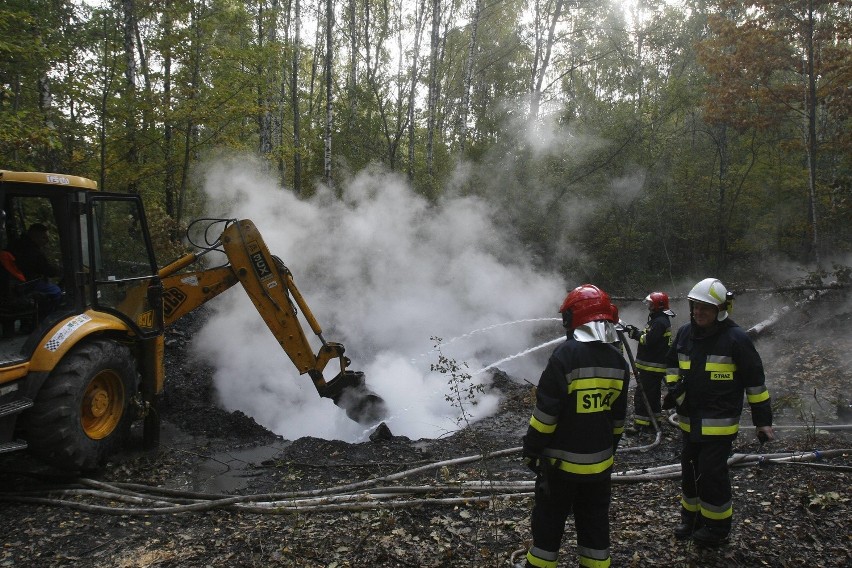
[81,371,125,440]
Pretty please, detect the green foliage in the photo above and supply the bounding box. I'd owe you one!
[1,0,849,289]
[0,2,67,170]
[832,263,852,285]
[808,491,845,510]
[430,337,484,428]
[698,0,852,267]
[797,262,852,289]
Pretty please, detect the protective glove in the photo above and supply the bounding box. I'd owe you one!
[624,324,641,341]
[756,426,775,443]
[523,454,541,474]
[521,435,542,474]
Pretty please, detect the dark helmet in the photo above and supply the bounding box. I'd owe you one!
[559,284,616,330]
[644,291,670,311]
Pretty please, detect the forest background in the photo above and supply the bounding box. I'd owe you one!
[2,0,850,294]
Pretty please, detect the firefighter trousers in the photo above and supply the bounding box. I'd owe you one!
[632,370,664,426]
[526,470,611,567]
[680,435,734,533]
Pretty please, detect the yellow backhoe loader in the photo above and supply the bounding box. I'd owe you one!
[0,170,386,471]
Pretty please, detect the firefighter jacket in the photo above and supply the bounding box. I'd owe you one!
[665,319,772,441]
[523,337,630,482]
[635,311,672,380]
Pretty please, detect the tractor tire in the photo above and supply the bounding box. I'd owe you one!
[24,339,138,471]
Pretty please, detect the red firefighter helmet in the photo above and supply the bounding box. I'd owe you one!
[644,291,670,311]
[559,284,616,329]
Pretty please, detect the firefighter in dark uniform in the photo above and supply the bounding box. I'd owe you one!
[625,291,675,432]
[664,278,775,546]
[519,284,629,568]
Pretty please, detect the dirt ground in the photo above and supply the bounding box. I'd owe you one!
[1,294,851,568]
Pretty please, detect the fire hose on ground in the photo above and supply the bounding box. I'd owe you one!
[3,323,849,515]
[1,445,848,515]
[616,325,663,453]
[665,410,852,436]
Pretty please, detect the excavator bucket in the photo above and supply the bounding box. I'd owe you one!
[321,370,388,424]
[220,219,388,425]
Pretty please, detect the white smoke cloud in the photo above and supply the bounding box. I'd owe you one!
[609,170,647,206]
[190,159,567,442]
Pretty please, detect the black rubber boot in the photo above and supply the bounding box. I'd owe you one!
[693,525,729,547]
[673,514,701,540]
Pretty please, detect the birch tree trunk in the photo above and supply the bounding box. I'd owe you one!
[804,0,820,267]
[290,0,303,194]
[308,14,322,115]
[257,0,276,160]
[178,0,203,226]
[37,75,58,171]
[347,0,358,132]
[406,0,426,182]
[459,0,482,154]
[324,0,333,187]
[122,0,139,193]
[97,14,114,190]
[529,0,563,121]
[163,0,176,222]
[134,11,152,153]
[426,0,440,180]
[716,123,728,273]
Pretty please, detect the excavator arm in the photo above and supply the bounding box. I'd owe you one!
[157,219,386,424]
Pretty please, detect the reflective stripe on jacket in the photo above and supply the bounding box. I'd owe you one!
[634,311,672,376]
[525,338,630,481]
[665,319,772,440]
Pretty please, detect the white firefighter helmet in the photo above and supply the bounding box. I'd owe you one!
[687,278,730,321]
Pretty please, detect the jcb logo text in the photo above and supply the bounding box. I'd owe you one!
[247,240,272,281]
[137,310,154,328]
[163,287,187,318]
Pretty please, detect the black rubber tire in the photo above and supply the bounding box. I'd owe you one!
[24,339,138,471]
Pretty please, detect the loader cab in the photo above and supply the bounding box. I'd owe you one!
[1,174,84,349]
[0,171,163,364]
